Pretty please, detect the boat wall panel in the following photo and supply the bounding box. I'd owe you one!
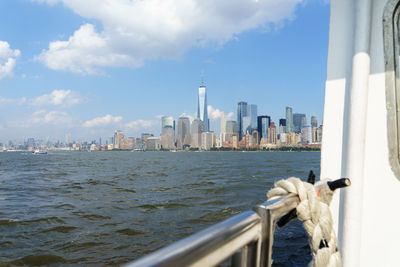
[359,0,400,265]
[321,0,355,235]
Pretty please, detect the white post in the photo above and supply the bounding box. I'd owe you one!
[339,0,372,266]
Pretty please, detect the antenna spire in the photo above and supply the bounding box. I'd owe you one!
[201,70,205,86]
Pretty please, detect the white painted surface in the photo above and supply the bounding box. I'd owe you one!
[322,0,400,266]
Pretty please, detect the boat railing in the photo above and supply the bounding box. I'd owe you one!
[124,198,281,267]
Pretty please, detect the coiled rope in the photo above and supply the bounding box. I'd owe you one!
[266,177,350,267]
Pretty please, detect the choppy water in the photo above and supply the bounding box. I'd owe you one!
[0,151,319,266]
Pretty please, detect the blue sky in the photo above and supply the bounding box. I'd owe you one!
[0,0,329,142]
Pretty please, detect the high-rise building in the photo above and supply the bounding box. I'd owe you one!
[242,116,252,137]
[301,126,312,144]
[247,104,257,130]
[120,137,135,150]
[312,125,323,143]
[257,115,271,141]
[285,107,293,133]
[191,118,204,148]
[197,85,209,131]
[293,113,306,133]
[201,131,216,150]
[311,116,318,127]
[226,120,238,134]
[220,113,226,143]
[279,119,286,135]
[237,101,248,140]
[238,103,257,139]
[161,126,175,149]
[268,122,278,144]
[146,137,161,151]
[113,130,124,149]
[161,116,175,144]
[161,116,174,130]
[177,116,191,150]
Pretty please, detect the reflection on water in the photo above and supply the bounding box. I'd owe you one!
[0,151,318,266]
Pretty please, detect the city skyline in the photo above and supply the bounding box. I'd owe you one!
[0,1,329,142]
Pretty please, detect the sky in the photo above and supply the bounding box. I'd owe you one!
[0,0,330,143]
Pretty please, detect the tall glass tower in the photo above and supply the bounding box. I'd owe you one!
[286,107,293,133]
[197,85,209,131]
[237,101,248,140]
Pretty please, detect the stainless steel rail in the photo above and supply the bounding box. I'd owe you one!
[124,199,280,267]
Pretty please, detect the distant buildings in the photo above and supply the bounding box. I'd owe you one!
[113,130,124,149]
[5,79,323,151]
[146,137,161,151]
[201,132,216,150]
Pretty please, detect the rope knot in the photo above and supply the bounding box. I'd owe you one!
[267,176,350,267]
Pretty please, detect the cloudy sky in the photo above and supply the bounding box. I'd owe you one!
[0,0,329,142]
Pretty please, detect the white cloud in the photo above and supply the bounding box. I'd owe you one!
[226,112,234,120]
[0,97,26,106]
[83,114,123,127]
[31,110,71,125]
[0,41,21,79]
[179,112,195,123]
[34,0,303,74]
[207,105,234,121]
[124,119,157,131]
[30,89,83,107]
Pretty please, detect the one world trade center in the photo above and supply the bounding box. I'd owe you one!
[197,85,209,132]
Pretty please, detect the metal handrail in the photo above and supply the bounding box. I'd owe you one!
[124,198,280,267]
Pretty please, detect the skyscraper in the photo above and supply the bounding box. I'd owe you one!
[237,101,248,140]
[220,113,227,143]
[113,130,124,149]
[301,126,312,144]
[177,116,191,150]
[161,126,175,149]
[279,119,286,135]
[268,122,278,144]
[161,116,174,130]
[191,118,204,148]
[311,116,318,127]
[293,113,306,133]
[197,85,209,131]
[161,116,175,146]
[247,104,258,131]
[237,102,257,140]
[285,107,293,133]
[226,120,238,133]
[257,115,271,141]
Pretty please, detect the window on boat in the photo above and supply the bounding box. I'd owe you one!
[384,0,400,179]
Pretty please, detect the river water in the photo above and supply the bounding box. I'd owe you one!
[0,151,319,266]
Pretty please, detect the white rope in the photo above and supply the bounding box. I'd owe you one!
[267,177,341,267]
